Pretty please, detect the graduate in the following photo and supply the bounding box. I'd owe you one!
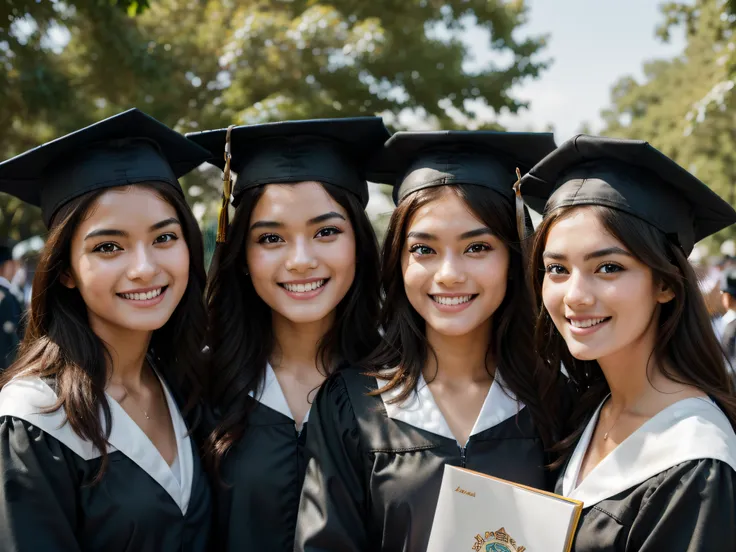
[0,109,213,551]
[295,131,568,551]
[186,118,389,551]
[522,135,736,551]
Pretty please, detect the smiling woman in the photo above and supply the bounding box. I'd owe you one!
[295,130,567,552]
[186,117,389,552]
[0,109,213,552]
[524,134,736,552]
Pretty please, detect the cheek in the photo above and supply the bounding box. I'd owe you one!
[541,278,565,315]
[245,244,278,281]
[323,238,356,282]
[402,260,430,297]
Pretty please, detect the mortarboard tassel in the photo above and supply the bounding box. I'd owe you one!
[512,167,528,243]
[216,125,235,244]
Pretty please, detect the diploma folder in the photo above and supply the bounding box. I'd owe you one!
[427,465,583,552]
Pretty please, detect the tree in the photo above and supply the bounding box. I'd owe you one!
[0,0,549,240]
[599,0,736,250]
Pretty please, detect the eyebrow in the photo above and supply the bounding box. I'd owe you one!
[406,227,492,241]
[543,246,633,261]
[249,211,346,231]
[84,217,181,241]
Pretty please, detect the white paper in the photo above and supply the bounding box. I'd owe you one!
[427,465,580,552]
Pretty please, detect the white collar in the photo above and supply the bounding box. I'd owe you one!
[562,396,736,507]
[0,375,194,515]
[723,310,736,326]
[249,363,310,430]
[377,370,523,444]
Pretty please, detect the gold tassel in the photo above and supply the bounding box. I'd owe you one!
[512,167,527,243]
[216,125,235,244]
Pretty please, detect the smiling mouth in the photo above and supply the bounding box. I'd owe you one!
[430,294,477,306]
[278,279,328,293]
[117,286,167,301]
[567,316,611,328]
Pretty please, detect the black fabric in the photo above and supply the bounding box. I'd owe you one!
[209,397,309,552]
[0,282,21,372]
[554,458,736,551]
[366,130,556,205]
[295,367,550,552]
[519,134,736,255]
[0,416,211,552]
[186,117,391,207]
[0,108,212,226]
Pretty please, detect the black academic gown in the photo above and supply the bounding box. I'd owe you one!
[211,363,310,551]
[0,375,211,552]
[295,367,550,552]
[556,396,736,552]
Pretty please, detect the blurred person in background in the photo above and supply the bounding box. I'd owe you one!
[0,240,23,370]
[720,269,736,373]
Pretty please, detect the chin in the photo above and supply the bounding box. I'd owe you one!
[425,320,479,338]
[276,305,335,325]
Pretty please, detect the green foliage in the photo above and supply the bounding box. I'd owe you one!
[600,0,736,250]
[0,0,547,240]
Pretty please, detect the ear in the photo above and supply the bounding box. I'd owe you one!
[59,270,76,289]
[656,281,675,304]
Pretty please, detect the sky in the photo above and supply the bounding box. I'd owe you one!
[367,0,690,216]
[480,0,688,140]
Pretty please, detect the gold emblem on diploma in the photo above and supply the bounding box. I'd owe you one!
[472,527,526,552]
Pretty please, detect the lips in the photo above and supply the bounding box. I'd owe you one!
[280,279,327,293]
[117,286,167,301]
[567,316,611,328]
[430,294,476,306]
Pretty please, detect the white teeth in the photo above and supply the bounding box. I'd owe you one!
[120,288,163,301]
[432,295,473,306]
[569,317,607,328]
[283,280,325,293]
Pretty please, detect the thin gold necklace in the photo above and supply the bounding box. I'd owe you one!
[121,384,153,420]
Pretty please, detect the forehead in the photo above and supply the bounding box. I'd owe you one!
[544,207,623,252]
[250,182,348,222]
[407,191,484,233]
[78,186,178,229]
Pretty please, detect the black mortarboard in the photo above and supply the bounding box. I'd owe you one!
[722,269,736,297]
[0,108,213,227]
[520,134,736,255]
[366,130,557,205]
[0,239,15,264]
[186,117,391,208]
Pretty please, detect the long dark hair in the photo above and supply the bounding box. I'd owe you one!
[531,204,736,465]
[365,184,561,450]
[205,182,381,473]
[0,182,208,481]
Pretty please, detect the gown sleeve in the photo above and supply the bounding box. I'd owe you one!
[628,459,736,551]
[0,416,82,552]
[295,373,369,552]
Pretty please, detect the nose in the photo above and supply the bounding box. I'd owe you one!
[563,270,595,308]
[126,243,159,282]
[284,236,318,273]
[434,252,466,286]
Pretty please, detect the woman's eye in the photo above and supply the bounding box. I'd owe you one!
[598,263,624,274]
[93,243,122,255]
[315,227,342,238]
[409,244,434,256]
[545,264,567,275]
[466,243,490,254]
[257,234,283,245]
[154,233,178,244]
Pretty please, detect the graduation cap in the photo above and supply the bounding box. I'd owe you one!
[519,134,736,255]
[366,130,557,205]
[0,239,15,265]
[722,269,736,297]
[187,117,390,242]
[0,108,213,227]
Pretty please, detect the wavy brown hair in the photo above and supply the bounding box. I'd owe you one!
[204,182,382,475]
[0,182,208,482]
[531,204,736,466]
[365,184,562,450]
